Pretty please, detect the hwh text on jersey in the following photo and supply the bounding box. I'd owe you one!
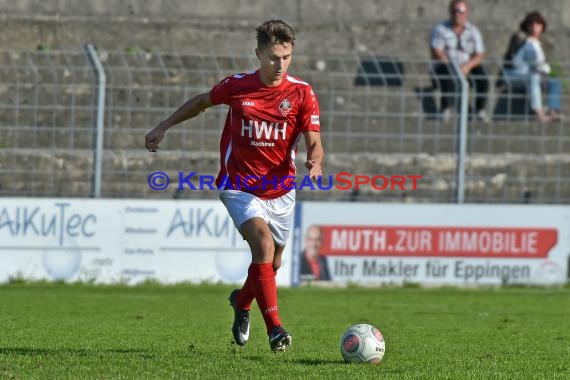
[241,119,287,140]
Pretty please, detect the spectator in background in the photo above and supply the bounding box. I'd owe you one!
[503,11,563,123]
[300,225,331,281]
[494,28,527,91]
[430,0,489,123]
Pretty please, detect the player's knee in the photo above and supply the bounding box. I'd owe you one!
[250,235,275,263]
[259,236,275,256]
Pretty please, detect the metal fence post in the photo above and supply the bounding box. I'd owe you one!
[452,61,468,204]
[84,44,106,198]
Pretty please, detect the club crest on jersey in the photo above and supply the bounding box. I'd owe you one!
[279,99,292,117]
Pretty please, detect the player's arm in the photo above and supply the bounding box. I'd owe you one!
[145,92,214,152]
[303,131,324,181]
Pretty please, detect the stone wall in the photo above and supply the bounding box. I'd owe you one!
[1,0,569,202]
[0,0,568,60]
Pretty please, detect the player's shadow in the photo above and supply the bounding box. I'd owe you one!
[243,355,339,365]
[288,358,341,366]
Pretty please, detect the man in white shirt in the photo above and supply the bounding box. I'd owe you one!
[430,0,489,122]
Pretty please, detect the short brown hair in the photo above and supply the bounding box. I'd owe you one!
[449,0,468,12]
[520,11,547,34]
[256,19,296,50]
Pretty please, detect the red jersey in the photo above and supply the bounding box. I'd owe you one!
[209,70,321,200]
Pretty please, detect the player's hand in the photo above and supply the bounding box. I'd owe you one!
[145,124,167,152]
[305,160,322,182]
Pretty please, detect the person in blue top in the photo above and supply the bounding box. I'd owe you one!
[503,12,563,123]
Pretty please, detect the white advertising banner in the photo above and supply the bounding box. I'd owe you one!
[0,199,293,286]
[293,203,570,286]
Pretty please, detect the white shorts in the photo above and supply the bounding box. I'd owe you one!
[219,189,295,246]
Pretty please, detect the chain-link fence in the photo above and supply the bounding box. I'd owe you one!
[0,47,569,203]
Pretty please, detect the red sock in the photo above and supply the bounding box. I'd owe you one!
[236,265,255,311]
[236,265,279,311]
[250,262,282,334]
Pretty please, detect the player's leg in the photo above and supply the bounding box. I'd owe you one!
[262,191,295,352]
[240,217,282,327]
[235,275,254,311]
[220,189,293,352]
[267,243,293,352]
[220,190,269,346]
[273,244,284,272]
[228,282,252,346]
[241,218,292,352]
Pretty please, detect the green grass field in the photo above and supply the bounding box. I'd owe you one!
[1,283,569,379]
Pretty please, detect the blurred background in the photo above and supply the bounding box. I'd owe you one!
[0,0,569,203]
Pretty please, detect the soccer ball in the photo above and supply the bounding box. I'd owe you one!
[340,323,385,364]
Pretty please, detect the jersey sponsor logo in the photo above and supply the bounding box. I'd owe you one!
[311,115,320,125]
[242,100,255,107]
[279,98,292,117]
[250,140,275,147]
[241,119,288,144]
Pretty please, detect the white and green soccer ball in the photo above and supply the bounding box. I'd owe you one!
[340,323,385,364]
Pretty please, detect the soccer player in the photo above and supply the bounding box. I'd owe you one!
[144,19,324,353]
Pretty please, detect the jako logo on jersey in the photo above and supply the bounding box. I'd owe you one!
[242,100,255,107]
[241,119,287,140]
[311,115,320,125]
[279,98,292,117]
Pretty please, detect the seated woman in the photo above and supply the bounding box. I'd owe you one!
[504,11,563,123]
